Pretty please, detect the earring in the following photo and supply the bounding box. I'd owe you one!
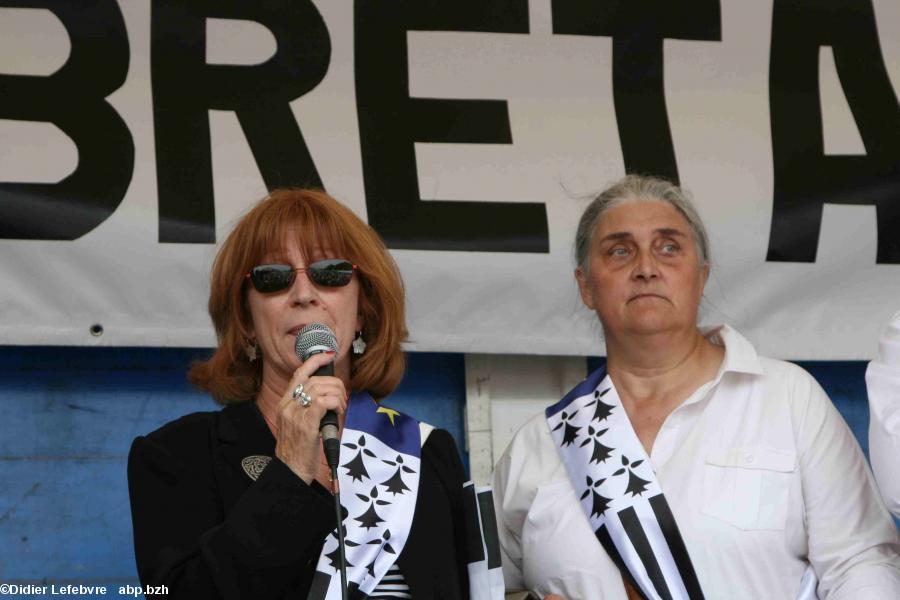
[352,331,367,355]
[245,339,259,362]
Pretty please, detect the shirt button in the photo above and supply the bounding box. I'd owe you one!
[744,453,755,464]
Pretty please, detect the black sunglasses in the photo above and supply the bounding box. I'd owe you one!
[245,259,358,292]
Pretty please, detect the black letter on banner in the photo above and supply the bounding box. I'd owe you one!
[355,1,548,252]
[552,0,721,184]
[768,0,900,263]
[152,0,330,243]
[0,0,132,240]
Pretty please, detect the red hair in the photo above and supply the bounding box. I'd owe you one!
[188,189,408,404]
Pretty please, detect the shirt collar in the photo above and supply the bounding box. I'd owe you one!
[701,324,764,377]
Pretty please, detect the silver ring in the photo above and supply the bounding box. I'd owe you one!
[292,384,313,407]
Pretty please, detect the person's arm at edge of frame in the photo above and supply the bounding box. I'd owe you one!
[866,309,900,518]
[795,367,900,598]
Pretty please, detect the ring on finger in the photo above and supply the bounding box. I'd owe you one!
[291,384,305,400]
[297,391,313,407]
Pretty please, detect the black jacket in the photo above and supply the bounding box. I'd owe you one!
[128,400,470,599]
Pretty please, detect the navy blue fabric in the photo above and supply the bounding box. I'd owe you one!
[545,364,608,419]
[346,391,420,456]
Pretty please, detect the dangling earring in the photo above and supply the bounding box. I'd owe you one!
[352,330,367,355]
[245,339,259,362]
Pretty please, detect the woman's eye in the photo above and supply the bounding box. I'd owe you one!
[609,246,630,257]
[660,242,679,254]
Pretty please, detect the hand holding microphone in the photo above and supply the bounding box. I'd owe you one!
[294,324,343,471]
[273,323,346,484]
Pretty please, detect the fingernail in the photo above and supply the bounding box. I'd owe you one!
[326,350,336,355]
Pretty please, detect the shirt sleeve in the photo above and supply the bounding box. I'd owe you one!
[791,368,900,599]
[866,309,900,518]
[492,449,524,591]
[492,418,549,592]
[127,433,334,600]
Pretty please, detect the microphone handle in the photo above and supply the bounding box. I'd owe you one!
[309,351,336,431]
[321,417,341,469]
[307,352,341,469]
[311,356,334,377]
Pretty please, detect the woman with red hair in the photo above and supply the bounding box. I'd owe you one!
[128,189,471,599]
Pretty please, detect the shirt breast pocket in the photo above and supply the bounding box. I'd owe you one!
[701,445,795,531]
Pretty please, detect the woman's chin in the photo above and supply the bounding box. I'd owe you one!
[624,314,685,336]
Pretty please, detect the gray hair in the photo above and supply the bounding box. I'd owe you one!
[574,174,711,271]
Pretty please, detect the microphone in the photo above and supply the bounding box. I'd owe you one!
[294,323,341,470]
[295,323,349,600]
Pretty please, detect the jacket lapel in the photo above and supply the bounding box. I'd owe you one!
[215,401,277,510]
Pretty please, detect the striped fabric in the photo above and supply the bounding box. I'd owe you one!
[463,482,505,599]
[369,564,412,599]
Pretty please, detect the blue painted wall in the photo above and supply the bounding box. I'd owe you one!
[0,347,883,597]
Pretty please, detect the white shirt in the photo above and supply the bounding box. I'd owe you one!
[867,309,900,518]
[493,326,900,599]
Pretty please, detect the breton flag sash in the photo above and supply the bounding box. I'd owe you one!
[308,392,421,600]
[547,367,821,600]
[546,367,704,600]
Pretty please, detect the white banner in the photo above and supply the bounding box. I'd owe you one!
[1,0,899,359]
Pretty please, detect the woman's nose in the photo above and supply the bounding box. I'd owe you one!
[632,250,660,281]
[287,270,319,305]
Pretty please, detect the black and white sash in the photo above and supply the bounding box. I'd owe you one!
[308,392,421,600]
[547,367,820,600]
[546,367,704,600]
[462,482,505,600]
[307,393,506,600]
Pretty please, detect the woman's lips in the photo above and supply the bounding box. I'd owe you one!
[287,324,308,337]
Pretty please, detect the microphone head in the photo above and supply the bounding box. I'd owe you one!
[295,323,340,362]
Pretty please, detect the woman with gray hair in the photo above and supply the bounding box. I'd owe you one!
[493,175,900,599]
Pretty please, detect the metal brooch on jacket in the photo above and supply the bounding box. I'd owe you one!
[241,455,271,481]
